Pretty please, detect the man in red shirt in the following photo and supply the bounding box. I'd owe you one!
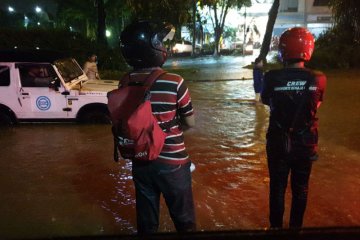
[119,21,196,234]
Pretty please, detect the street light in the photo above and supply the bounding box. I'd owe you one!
[24,15,29,28]
[8,6,15,12]
[35,6,42,13]
[35,6,42,27]
[106,30,111,38]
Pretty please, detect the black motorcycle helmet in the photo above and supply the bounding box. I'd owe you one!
[120,20,175,68]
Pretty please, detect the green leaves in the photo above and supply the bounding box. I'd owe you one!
[200,0,251,55]
[329,0,360,43]
[126,0,193,25]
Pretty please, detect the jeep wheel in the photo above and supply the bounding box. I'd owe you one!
[0,111,14,126]
[78,109,111,124]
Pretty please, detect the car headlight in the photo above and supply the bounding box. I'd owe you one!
[245,45,253,51]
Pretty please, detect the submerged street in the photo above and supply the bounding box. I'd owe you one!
[0,56,359,238]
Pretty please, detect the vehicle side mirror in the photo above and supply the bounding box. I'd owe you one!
[49,77,60,91]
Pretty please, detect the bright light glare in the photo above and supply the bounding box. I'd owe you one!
[8,6,14,12]
[35,6,42,13]
[106,30,111,37]
[173,44,185,53]
[178,44,185,52]
[245,44,253,51]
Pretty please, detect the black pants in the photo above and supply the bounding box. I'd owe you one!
[267,151,313,228]
[132,161,196,234]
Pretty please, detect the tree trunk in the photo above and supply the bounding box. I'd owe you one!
[97,0,107,46]
[212,4,220,57]
[214,26,221,56]
[257,0,279,62]
[211,1,230,57]
[192,0,197,57]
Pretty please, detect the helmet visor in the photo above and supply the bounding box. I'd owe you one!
[151,23,175,51]
[162,26,175,41]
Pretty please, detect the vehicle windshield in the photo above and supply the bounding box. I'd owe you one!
[54,58,84,83]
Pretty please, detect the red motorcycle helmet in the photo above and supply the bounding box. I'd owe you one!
[278,27,315,62]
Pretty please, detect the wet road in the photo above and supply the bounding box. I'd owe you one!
[0,58,359,238]
[164,54,257,81]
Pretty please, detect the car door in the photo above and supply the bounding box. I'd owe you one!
[16,63,69,120]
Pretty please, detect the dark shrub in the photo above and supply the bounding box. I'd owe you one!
[0,28,128,72]
[308,28,360,69]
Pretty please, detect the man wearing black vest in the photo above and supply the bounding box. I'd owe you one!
[261,27,326,228]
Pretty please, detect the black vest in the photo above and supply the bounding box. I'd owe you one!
[262,68,326,157]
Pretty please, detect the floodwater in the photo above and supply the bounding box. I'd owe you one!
[165,54,257,81]
[0,59,360,238]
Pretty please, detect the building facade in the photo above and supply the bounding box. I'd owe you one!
[275,0,332,37]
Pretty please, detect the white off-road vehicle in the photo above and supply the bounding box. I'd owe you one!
[0,50,119,125]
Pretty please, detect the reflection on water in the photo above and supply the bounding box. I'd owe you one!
[186,80,269,230]
[0,78,360,238]
[164,55,255,81]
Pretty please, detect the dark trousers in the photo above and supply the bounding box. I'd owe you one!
[267,151,313,228]
[132,161,196,234]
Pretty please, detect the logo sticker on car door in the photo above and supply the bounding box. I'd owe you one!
[36,96,51,111]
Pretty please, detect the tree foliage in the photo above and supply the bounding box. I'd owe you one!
[330,0,360,43]
[307,0,360,69]
[200,0,251,56]
[55,0,97,39]
[55,0,193,46]
[125,0,193,26]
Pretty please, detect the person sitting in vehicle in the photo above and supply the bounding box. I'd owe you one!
[20,66,53,87]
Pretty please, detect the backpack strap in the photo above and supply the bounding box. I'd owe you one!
[118,73,130,88]
[282,73,314,154]
[120,69,166,89]
[144,69,166,89]
[289,72,313,133]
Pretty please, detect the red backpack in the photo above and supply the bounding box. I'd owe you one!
[107,69,166,161]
